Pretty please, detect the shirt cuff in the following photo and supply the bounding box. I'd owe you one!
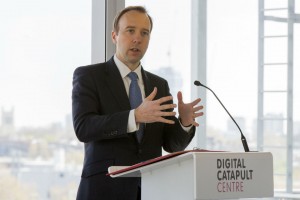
[127,109,139,132]
[178,117,193,133]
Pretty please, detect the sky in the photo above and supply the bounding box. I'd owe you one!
[0,0,91,128]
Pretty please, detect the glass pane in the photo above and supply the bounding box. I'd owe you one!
[266,147,287,190]
[0,0,90,199]
[207,0,258,151]
[296,0,300,13]
[295,24,300,131]
[265,20,287,36]
[264,121,287,146]
[264,38,288,63]
[265,0,288,9]
[294,23,300,192]
[294,146,300,191]
[264,65,287,91]
[263,92,287,118]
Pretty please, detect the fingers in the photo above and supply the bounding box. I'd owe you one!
[193,105,204,112]
[177,94,204,127]
[177,91,183,103]
[135,109,176,124]
[145,87,157,101]
[158,117,175,124]
[136,88,177,124]
[155,110,177,117]
[153,112,176,124]
[190,107,204,127]
[191,98,201,106]
[191,121,200,127]
[193,105,204,119]
[155,95,173,105]
[193,112,204,118]
[159,104,176,111]
[146,88,174,105]
[147,88,175,109]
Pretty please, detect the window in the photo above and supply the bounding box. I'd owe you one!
[0,1,91,199]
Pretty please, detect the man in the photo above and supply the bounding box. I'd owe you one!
[72,6,204,200]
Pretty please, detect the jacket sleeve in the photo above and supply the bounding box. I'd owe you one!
[158,80,195,152]
[72,66,130,143]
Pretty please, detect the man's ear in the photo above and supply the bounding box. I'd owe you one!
[111,31,117,44]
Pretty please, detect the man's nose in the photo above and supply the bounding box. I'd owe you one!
[132,33,142,43]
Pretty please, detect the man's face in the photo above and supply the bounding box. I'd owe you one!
[112,10,151,70]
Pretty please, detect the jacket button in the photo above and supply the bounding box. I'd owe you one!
[110,131,117,136]
[138,149,142,154]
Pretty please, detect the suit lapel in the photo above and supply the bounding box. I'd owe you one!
[103,60,154,111]
[104,58,131,111]
[140,67,155,142]
[141,67,154,98]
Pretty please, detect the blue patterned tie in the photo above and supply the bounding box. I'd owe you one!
[128,72,144,143]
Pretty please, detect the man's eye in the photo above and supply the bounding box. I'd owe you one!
[128,29,134,33]
[142,31,149,36]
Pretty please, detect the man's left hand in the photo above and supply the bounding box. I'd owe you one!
[177,91,204,127]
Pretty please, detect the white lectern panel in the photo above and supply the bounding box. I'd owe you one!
[109,151,273,200]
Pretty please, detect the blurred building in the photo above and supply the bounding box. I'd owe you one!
[152,66,183,97]
[0,107,15,137]
[264,113,284,135]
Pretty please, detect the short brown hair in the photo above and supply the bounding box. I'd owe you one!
[113,6,153,33]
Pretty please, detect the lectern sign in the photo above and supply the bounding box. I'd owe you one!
[195,152,273,199]
[216,158,253,192]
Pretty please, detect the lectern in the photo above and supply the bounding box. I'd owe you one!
[109,151,273,200]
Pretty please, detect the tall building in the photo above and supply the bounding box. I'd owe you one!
[0,107,15,137]
[152,66,183,97]
[264,113,284,135]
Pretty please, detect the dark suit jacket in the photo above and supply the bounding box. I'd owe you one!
[72,57,195,200]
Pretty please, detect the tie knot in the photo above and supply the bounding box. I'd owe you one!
[128,72,138,81]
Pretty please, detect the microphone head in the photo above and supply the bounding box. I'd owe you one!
[194,80,201,86]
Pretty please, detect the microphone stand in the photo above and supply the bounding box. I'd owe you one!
[194,81,250,152]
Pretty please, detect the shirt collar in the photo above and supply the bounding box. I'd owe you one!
[113,55,142,80]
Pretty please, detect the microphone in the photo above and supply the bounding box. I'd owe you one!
[194,80,250,152]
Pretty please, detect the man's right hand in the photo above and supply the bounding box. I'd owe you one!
[135,87,177,124]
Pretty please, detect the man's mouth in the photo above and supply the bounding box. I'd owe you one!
[130,48,140,52]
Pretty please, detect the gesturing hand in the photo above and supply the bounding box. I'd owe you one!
[135,87,177,124]
[177,91,204,127]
